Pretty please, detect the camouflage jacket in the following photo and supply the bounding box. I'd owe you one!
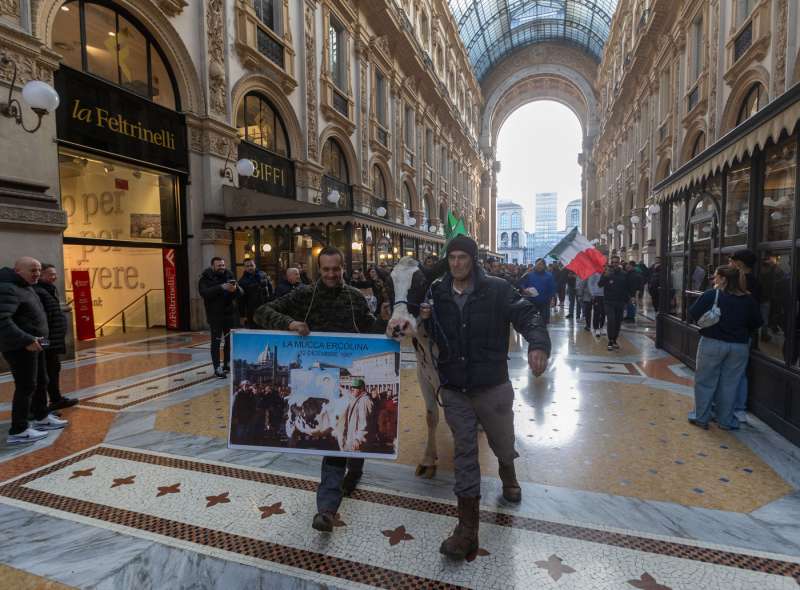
[254,279,385,334]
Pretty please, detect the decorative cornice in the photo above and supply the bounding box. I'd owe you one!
[157,0,188,17]
[0,203,67,232]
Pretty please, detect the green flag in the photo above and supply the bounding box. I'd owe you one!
[441,211,469,256]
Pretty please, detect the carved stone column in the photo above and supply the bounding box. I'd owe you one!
[206,0,228,118]
[303,0,319,161]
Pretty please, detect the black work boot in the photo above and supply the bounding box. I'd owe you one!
[440,496,480,559]
[499,462,522,503]
[312,511,335,532]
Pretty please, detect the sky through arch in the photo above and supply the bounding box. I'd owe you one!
[496,100,583,231]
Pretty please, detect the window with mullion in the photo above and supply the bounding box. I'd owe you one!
[328,16,347,91]
[254,0,282,35]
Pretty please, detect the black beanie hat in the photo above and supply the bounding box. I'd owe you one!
[446,235,478,259]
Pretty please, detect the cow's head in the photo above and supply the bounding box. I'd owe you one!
[387,256,429,340]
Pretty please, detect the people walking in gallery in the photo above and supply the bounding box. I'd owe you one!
[599,256,630,351]
[0,257,68,445]
[688,265,762,430]
[419,235,550,560]
[587,270,605,336]
[33,264,78,411]
[518,258,556,324]
[648,257,662,314]
[255,246,389,533]
[198,256,242,378]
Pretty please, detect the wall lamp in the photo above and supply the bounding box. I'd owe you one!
[219,147,255,187]
[1,54,60,134]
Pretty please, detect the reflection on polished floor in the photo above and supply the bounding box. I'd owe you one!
[1,312,799,589]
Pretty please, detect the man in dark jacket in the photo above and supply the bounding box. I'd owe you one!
[599,256,631,351]
[33,264,78,411]
[198,257,243,378]
[274,267,302,299]
[238,259,274,328]
[518,258,556,323]
[648,257,662,313]
[419,235,550,560]
[0,257,69,444]
[255,246,389,533]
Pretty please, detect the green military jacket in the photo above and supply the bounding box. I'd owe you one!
[254,279,385,334]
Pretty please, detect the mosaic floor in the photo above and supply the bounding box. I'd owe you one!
[0,309,798,589]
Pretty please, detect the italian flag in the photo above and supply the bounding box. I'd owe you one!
[546,227,607,280]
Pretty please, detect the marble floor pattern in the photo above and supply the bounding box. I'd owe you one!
[0,312,798,589]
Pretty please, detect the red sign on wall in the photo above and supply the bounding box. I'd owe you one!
[162,248,179,329]
[71,269,96,340]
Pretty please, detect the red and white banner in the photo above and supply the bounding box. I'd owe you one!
[71,269,96,340]
[162,248,179,329]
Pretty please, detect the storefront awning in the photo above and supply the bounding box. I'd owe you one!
[653,84,800,202]
[223,186,445,244]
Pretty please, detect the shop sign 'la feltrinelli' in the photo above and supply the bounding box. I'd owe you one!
[69,98,178,151]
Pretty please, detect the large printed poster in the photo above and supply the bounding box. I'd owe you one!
[229,330,401,459]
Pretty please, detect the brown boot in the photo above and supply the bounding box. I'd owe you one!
[439,496,480,559]
[499,462,522,503]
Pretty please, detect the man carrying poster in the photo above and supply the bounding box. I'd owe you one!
[254,246,389,533]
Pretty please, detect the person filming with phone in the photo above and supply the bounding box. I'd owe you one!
[199,257,243,378]
[0,257,69,445]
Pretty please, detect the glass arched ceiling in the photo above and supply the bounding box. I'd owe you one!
[447,0,619,80]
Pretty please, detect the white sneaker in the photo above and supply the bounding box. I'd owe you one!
[32,413,69,430]
[7,427,49,445]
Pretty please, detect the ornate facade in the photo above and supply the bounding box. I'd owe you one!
[591,0,800,263]
[0,0,485,336]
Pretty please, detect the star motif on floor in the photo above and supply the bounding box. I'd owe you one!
[205,491,230,507]
[110,475,136,488]
[156,483,181,497]
[627,573,672,590]
[534,554,576,581]
[381,525,414,546]
[465,548,491,562]
[258,502,286,519]
[69,467,95,479]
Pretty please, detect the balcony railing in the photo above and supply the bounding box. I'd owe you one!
[321,175,352,210]
[734,21,753,62]
[257,27,284,68]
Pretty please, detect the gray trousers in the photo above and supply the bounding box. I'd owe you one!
[442,381,518,497]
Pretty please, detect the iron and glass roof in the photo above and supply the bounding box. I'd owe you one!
[447,0,619,79]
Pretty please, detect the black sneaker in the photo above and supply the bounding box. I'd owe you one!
[214,367,226,378]
[312,511,334,532]
[607,343,614,351]
[48,397,78,412]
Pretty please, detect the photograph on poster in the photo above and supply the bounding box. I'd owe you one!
[229,330,400,459]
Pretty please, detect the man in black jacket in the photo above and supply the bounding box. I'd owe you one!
[198,257,243,378]
[598,256,631,351]
[238,259,274,328]
[420,235,550,560]
[0,257,69,444]
[274,267,301,299]
[33,264,78,411]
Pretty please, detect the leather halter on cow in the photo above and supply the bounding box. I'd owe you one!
[386,256,445,478]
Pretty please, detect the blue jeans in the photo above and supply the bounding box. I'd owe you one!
[692,337,749,429]
[317,457,364,513]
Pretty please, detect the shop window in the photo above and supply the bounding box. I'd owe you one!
[53,1,178,110]
[761,136,796,243]
[757,251,793,364]
[667,256,686,319]
[59,148,180,244]
[687,194,718,309]
[724,160,750,246]
[328,16,346,91]
[236,93,290,157]
[669,199,686,252]
[736,83,765,126]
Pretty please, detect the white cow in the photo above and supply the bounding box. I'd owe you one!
[387,256,442,478]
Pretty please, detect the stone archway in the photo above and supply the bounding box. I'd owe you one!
[478,43,600,250]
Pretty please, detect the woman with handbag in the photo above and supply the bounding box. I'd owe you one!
[687,265,762,430]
